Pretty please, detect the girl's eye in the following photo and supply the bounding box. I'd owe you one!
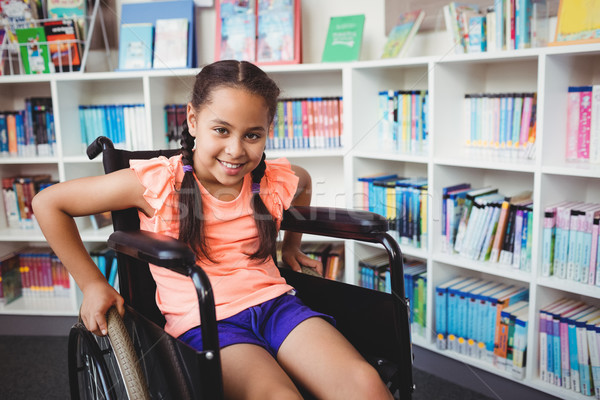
[214,127,228,135]
[246,132,261,140]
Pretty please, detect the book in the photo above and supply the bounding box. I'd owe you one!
[216,0,256,62]
[118,23,154,70]
[46,0,87,40]
[435,276,469,349]
[590,85,600,164]
[16,27,52,74]
[321,14,365,62]
[0,251,22,305]
[256,0,301,64]
[43,18,81,72]
[381,9,425,59]
[0,0,39,46]
[551,0,600,46]
[153,18,188,69]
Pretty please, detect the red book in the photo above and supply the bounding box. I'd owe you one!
[43,19,81,72]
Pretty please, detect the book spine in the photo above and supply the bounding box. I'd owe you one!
[578,88,593,160]
[540,311,548,381]
[566,210,581,281]
[569,322,581,391]
[590,218,599,285]
[566,88,581,161]
[590,85,600,163]
[542,211,556,276]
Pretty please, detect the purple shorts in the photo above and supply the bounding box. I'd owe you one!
[179,294,335,357]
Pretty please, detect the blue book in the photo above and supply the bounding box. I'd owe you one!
[435,276,469,350]
[577,311,600,395]
[447,277,481,351]
[357,174,398,213]
[566,307,598,391]
[118,23,154,70]
[442,183,472,239]
[0,114,8,155]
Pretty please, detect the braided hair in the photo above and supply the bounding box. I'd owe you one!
[178,60,280,262]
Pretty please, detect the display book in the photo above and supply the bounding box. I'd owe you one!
[377,89,429,155]
[357,173,428,250]
[118,0,194,70]
[462,91,537,160]
[381,9,425,59]
[442,0,548,54]
[538,298,600,398]
[215,0,301,65]
[0,97,56,157]
[565,85,600,164]
[268,97,343,150]
[0,247,71,306]
[78,103,149,152]
[321,13,365,62]
[441,183,533,272]
[358,254,427,337]
[1,0,86,74]
[434,275,529,378]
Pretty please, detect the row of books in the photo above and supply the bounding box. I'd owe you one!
[302,242,344,281]
[0,247,71,305]
[118,18,189,70]
[164,104,186,149]
[566,86,600,163]
[358,255,427,337]
[541,201,600,286]
[217,0,301,65]
[267,97,343,150]
[2,174,56,230]
[90,246,119,290]
[0,97,56,157]
[463,92,537,159]
[539,298,600,397]
[443,0,548,54]
[435,276,529,378]
[378,90,429,155]
[78,104,149,151]
[442,183,533,271]
[357,173,428,249]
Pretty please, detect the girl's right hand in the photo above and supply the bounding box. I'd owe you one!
[80,279,125,336]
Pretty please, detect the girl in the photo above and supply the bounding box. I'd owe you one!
[33,60,392,400]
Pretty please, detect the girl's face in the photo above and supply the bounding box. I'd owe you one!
[187,86,270,199]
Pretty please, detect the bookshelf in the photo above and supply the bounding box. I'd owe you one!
[2,41,600,399]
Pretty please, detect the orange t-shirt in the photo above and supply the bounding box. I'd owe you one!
[130,154,299,337]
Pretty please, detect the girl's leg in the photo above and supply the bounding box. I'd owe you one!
[276,317,394,400]
[220,343,302,400]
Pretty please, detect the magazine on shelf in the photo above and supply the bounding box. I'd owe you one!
[153,18,188,69]
[321,14,365,62]
[16,26,52,74]
[118,23,154,70]
[43,18,81,72]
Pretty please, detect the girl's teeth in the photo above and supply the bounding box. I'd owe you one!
[222,161,241,168]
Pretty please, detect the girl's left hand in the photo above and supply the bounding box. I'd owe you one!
[281,247,323,276]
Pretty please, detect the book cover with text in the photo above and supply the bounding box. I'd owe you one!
[322,14,365,62]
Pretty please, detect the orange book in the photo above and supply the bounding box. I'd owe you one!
[489,201,510,262]
[492,288,528,358]
[6,114,17,155]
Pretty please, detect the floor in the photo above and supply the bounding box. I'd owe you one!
[0,335,495,399]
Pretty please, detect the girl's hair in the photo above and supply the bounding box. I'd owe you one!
[179,60,280,262]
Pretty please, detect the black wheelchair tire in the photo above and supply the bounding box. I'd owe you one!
[68,309,150,400]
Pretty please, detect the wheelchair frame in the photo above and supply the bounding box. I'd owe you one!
[68,136,414,399]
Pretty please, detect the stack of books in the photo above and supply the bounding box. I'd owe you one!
[377,90,429,155]
[2,175,56,230]
[538,298,600,397]
[357,174,428,249]
[541,201,600,285]
[358,256,427,337]
[435,275,529,378]
[441,183,533,271]
[78,104,148,151]
[267,97,343,150]
[0,98,56,157]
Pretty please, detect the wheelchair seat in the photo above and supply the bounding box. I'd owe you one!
[68,136,414,399]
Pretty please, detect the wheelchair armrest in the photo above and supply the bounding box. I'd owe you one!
[108,230,196,276]
[281,206,389,242]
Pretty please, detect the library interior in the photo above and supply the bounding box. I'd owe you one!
[1,0,599,399]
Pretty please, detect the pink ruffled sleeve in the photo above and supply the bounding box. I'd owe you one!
[259,158,299,223]
[129,154,184,217]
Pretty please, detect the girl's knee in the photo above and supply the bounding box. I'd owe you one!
[349,362,392,399]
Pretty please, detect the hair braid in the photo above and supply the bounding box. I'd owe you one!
[249,153,277,261]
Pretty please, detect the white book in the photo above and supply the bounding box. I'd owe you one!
[153,18,189,69]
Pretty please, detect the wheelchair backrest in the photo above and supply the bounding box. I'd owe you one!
[101,145,181,328]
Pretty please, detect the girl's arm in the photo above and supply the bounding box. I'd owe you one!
[281,165,323,274]
[32,169,152,336]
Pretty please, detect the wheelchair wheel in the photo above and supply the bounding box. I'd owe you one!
[69,308,150,400]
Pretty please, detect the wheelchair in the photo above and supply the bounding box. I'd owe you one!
[68,136,415,399]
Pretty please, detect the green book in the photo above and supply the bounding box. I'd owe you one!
[321,14,365,62]
[16,27,52,74]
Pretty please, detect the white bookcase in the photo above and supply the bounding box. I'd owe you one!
[2,42,600,399]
